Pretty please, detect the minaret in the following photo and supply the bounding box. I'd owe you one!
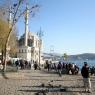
[17,4,32,61]
[25,4,29,46]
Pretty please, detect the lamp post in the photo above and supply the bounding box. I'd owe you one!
[37,27,43,67]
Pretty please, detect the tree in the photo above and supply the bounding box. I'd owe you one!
[0,19,10,65]
[63,53,68,61]
[0,0,39,71]
[0,19,10,51]
[8,27,18,57]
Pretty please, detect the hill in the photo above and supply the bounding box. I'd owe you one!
[43,53,95,61]
[68,53,95,60]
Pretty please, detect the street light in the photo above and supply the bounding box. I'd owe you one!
[37,27,43,67]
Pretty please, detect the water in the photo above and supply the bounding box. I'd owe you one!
[65,60,95,69]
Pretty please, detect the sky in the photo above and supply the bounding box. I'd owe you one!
[17,0,95,55]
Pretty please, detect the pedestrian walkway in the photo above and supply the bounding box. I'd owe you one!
[0,69,95,95]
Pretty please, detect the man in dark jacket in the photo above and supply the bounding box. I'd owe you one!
[57,61,62,77]
[81,62,91,93]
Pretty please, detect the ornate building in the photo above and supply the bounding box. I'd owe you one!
[17,5,43,65]
[17,32,42,63]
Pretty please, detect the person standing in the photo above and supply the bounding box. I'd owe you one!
[46,60,50,71]
[15,60,19,70]
[34,61,38,70]
[81,62,91,93]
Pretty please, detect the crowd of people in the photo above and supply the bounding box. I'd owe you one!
[7,59,34,70]
[44,60,94,93]
[6,59,95,93]
[44,60,80,76]
[7,59,42,70]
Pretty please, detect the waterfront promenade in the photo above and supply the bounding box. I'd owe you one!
[0,69,95,95]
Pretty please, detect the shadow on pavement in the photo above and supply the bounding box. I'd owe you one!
[21,85,84,89]
[1,72,9,79]
[18,88,86,93]
[19,84,87,94]
[31,75,57,77]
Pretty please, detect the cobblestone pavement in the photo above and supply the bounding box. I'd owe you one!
[0,69,95,95]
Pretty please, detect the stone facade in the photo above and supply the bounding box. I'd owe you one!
[17,32,43,64]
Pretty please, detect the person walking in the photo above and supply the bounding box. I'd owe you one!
[81,62,91,93]
[57,61,62,77]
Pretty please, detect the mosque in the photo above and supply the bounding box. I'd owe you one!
[17,5,43,65]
